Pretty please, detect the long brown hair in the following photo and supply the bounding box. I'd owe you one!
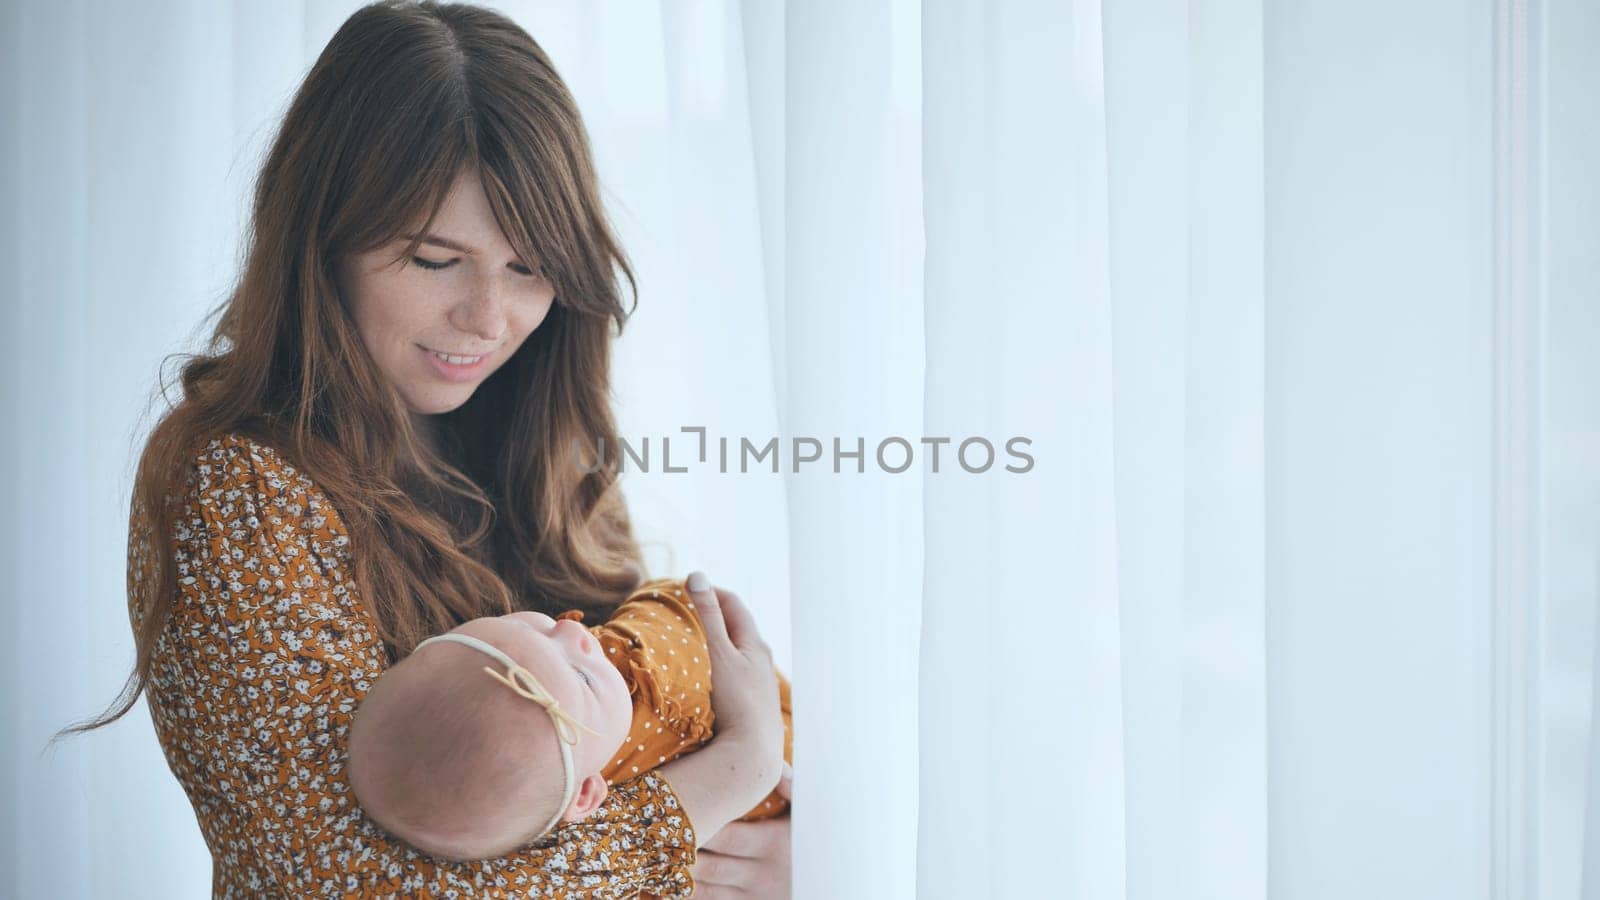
[69,0,644,735]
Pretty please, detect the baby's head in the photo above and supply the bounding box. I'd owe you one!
[348,611,634,860]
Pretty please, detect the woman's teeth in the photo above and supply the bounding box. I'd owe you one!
[432,351,482,365]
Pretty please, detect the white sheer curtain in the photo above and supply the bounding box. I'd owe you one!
[3,2,1597,899]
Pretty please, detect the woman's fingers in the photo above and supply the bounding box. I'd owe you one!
[702,818,789,859]
[693,850,763,885]
[686,571,732,651]
[693,851,780,894]
[713,587,771,658]
[686,573,771,660]
[692,817,793,898]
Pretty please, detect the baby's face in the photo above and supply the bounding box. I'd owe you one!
[451,611,634,776]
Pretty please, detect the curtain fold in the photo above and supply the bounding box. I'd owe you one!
[1546,0,1600,897]
[1173,1,1271,898]
[918,1,1128,897]
[780,2,925,895]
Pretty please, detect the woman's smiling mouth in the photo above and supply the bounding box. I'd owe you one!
[419,344,492,381]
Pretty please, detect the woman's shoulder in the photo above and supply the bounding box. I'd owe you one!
[179,429,352,557]
[186,430,310,497]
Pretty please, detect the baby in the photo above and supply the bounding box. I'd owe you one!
[347,574,793,861]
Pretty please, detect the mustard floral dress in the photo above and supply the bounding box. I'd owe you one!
[128,433,698,898]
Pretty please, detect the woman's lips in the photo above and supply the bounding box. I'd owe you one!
[419,343,491,382]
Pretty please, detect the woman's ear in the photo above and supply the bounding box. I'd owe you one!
[561,773,609,823]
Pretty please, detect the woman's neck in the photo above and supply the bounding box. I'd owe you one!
[412,413,447,459]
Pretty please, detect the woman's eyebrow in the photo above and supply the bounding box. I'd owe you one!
[402,232,476,255]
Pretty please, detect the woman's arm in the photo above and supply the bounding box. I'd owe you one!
[138,434,695,897]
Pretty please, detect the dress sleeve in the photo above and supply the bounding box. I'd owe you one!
[140,434,697,898]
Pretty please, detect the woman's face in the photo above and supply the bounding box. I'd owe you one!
[335,167,556,416]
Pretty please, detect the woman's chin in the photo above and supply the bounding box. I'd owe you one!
[404,389,473,417]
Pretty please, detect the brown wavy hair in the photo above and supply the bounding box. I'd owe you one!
[68,0,645,735]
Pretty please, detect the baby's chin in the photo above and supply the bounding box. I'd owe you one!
[601,674,634,730]
[574,729,626,779]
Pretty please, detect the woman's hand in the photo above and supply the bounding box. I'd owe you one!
[690,574,784,764]
[691,763,792,899]
[655,573,786,846]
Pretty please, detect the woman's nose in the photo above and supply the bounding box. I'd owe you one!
[450,281,509,342]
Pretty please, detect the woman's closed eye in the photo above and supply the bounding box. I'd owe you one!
[412,256,548,277]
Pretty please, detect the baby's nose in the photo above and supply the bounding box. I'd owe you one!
[555,618,597,655]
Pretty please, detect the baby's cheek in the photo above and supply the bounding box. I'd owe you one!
[608,688,634,735]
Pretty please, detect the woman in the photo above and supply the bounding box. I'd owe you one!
[72,2,791,895]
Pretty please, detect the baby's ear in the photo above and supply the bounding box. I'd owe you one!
[562,773,610,823]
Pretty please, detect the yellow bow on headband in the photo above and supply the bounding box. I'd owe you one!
[480,663,601,745]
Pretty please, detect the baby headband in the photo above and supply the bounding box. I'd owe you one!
[412,632,600,843]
